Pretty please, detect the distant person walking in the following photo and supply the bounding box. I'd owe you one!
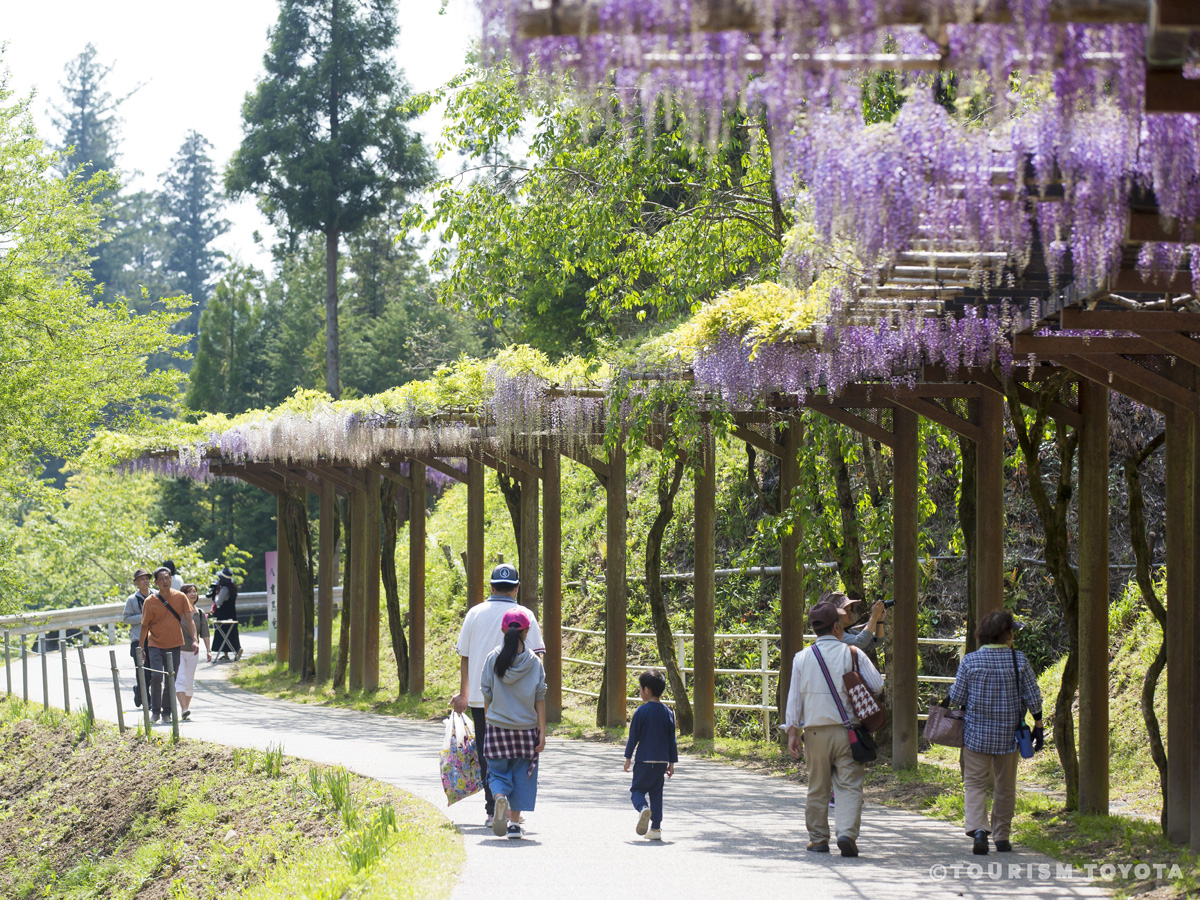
[623,669,677,841]
[479,607,547,840]
[784,597,883,858]
[949,610,1044,855]
[121,568,151,708]
[175,583,212,720]
[140,567,196,724]
[451,564,545,829]
[210,567,241,661]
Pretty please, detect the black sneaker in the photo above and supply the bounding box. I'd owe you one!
[836,836,859,857]
[995,839,1012,852]
[181,710,191,721]
[973,830,989,855]
[506,823,523,840]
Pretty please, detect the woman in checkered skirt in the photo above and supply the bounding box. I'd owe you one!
[479,607,547,840]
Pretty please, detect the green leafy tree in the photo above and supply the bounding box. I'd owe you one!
[226,0,433,399]
[161,131,229,345]
[412,64,787,354]
[0,80,186,497]
[186,265,269,414]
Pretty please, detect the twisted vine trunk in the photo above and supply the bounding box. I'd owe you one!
[828,433,866,596]
[333,495,352,690]
[1005,376,1080,810]
[380,479,410,694]
[282,484,315,681]
[646,457,694,735]
[1124,432,1168,831]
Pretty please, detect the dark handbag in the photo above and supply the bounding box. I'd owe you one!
[812,645,878,763]
[925,697,965,747]
[1012,649,1034,758]
[845,647,887,732]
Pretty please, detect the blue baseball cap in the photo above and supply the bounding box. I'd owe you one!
[490,564,520,586]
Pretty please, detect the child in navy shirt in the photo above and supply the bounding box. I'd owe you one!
[623,669,678,840]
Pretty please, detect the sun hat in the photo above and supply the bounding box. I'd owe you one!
[820,589,860,612]
[501,607,531,631]
[808,598,841,630]
[132,568,151,580]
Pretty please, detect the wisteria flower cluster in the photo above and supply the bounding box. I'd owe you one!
[481,1,1200,297]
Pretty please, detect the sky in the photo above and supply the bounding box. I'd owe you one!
[0,0,480,271]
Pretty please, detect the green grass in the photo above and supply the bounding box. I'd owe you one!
[0,696,463,900]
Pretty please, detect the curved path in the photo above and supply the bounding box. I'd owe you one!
[8,633,1108,900]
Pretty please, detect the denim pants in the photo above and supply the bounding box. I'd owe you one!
[145,646,182,718]
[630,761,668,828]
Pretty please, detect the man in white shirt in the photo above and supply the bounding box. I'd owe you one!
[785,597,883,857]
[451,564,545,827]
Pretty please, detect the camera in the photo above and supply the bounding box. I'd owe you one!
[206,581,220,601]
[882,598,896,608]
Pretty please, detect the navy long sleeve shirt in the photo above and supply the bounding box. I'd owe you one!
[625,701,679,764]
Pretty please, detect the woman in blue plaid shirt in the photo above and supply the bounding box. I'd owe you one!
[949,610,1044,856]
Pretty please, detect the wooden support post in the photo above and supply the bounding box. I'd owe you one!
[276,494,291,665]
[519,469,540,618]
[60,641,69,712]
[349,487,368,691]
[317,480,335,682]
[778,420,805,721]
[364,470,382,692]
[694,434,717,740]
[1194,411,1200,852]
[976,389,1005,620]
[108,649,126,734]
[409,461,427,695]
[467,458,486,608]
[1165,402,1194,845]
[605,442,628,728]
[892,407,919,769]
[1078,380,1110,815]
[543,449,563,721]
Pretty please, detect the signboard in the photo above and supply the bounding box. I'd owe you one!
[265,550,278,647]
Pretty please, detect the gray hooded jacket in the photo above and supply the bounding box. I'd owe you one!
[480,647,547,730]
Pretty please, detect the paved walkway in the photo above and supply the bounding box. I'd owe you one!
[4,633,1110,900]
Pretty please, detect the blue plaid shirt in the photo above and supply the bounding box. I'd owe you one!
[949,646,1043,755]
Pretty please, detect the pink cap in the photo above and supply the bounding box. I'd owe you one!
[501,608,531,631]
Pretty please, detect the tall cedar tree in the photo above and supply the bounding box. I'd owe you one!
[161,131,229,347]
[226,0,432,399]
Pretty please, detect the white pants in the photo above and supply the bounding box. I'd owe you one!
[176,650,200,696]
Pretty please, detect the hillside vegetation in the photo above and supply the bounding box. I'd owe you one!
[0,698,462,900]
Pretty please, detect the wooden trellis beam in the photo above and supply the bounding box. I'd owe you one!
[1091,353,1200,411]
[1062,307,1200,332]
[1140,332,1200,368]
[1013,334,1167,356]
[731,425,783,458]
[410,456,468,484]
[516,0,1149,39]
[1059,354,1174,413]
[891,395,980,443]
[559,444,611,481]
[368,462,412,490]
[804,397,895,448]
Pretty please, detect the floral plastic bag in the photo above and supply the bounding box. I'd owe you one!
[439,711,482,806]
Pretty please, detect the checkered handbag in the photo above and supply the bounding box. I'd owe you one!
[845,647,887,733]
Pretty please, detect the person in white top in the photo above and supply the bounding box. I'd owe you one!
[784,597,883,858]
[451,564,545,828]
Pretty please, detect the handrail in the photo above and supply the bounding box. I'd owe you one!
[0,587,343,637]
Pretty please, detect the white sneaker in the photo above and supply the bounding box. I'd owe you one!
[647,829,662,841]
[636,808,652,835]
[493,796,509,837]
[484,814,494,828]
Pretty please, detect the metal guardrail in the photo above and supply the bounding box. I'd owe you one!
[0,587,343,642]
[561,626,967,737]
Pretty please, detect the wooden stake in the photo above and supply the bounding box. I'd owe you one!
[108,649,126,734]
[41,636,49,712]
[467,458,486,608]
[78,647,94,725]
[60,640,70,713]
[134,647,152,735]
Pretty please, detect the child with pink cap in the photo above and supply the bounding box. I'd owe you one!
[479,607,547,839]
